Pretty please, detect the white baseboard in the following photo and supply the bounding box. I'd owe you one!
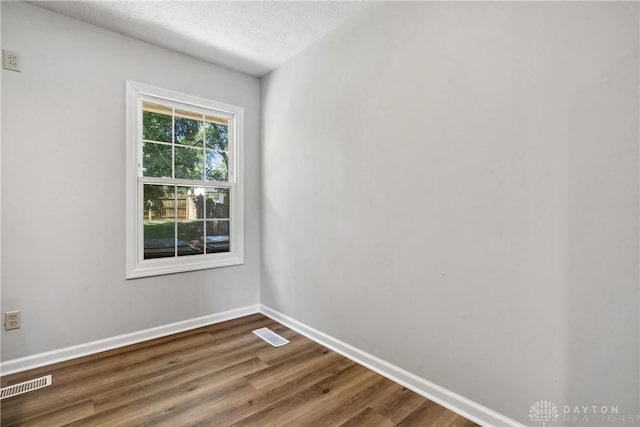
[0,304,260,376]
[259,305,524,427]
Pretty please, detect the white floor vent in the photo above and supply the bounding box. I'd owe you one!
[0,375,52,400]
[252,327,289,347]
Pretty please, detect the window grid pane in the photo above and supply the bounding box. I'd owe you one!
[143,142,172,178]
[142,102,172,143]
[205,188,230,219]
[175,109,204,147]
[175,146,204,180]
[205,220,230,254]
[177,221,204,257]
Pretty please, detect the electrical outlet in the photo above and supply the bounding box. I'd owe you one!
[3,50,21,72]
[4,311,21,330]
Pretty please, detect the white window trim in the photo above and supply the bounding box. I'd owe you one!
[126,81,245,279]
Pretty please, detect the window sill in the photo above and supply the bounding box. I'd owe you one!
[126,253,244,279]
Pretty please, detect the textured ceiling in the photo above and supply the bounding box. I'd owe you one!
[28,1,369,77]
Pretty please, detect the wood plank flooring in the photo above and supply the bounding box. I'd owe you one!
[1,314,478,426]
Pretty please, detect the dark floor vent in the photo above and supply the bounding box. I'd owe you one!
[0,374,52,400]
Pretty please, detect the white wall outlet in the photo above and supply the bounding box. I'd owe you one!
[3,50,21,72]
[4,311,21,330]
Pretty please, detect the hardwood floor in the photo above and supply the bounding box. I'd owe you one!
[1,314,478,426]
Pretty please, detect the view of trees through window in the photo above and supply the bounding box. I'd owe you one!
[141,102,232,259]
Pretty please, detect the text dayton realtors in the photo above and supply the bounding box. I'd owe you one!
[563,405,638,424]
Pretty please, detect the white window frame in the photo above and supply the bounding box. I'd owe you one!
[126,81,244,279]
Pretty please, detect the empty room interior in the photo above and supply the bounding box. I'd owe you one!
[1,1,639,426]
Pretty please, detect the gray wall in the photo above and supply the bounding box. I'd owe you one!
[1,2,260,361]
[261,3,639,425]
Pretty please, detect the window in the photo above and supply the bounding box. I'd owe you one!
[126,81,244,278]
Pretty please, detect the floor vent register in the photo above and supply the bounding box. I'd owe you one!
[0,375,52,400]
[252,327,290,347]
